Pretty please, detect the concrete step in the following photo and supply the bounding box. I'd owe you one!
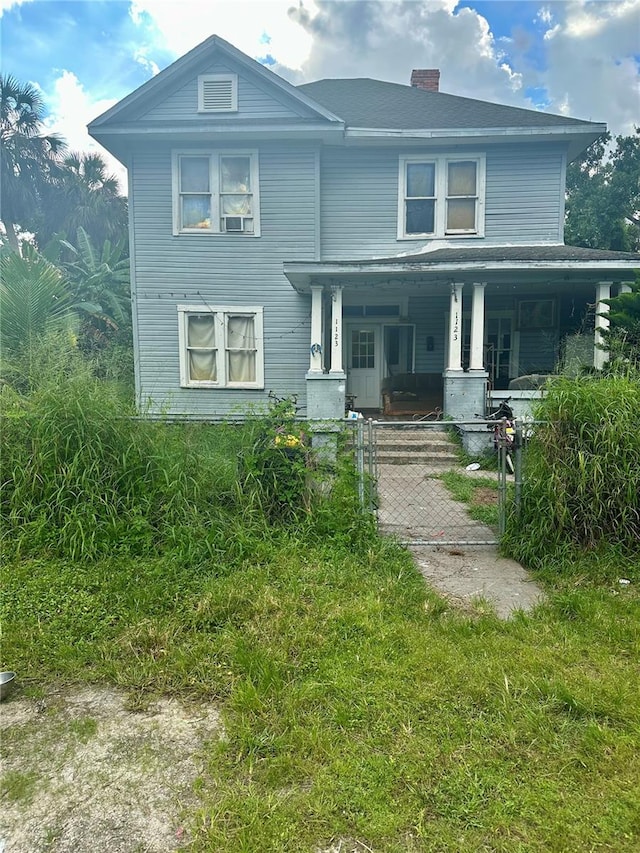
[373,428,460,465]
[376,451,459,466]
[375,439,456,452]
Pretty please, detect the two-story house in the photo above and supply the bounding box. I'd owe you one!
[89,35,639,422]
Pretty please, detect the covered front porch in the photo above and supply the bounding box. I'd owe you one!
[284,245,639,420]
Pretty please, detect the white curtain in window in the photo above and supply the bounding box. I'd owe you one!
[227,315,256,382]
[221,157,250,192]
[448,161,476,196]
[188,315,217,381]
[447,198,476,230]
[222,195,252,215]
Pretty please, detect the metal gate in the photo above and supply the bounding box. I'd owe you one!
[352,418,524,546]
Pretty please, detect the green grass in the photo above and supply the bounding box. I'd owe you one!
[439,470,500,528]
[2,364,640,851]
[3,539,640,852]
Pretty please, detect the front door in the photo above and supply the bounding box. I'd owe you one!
[346,324,382,409]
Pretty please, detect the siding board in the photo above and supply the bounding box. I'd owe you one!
[320,144,567,258]
[142,62,314,122]
[132,143,317,415]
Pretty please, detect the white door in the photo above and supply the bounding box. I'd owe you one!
[346,324,382,409]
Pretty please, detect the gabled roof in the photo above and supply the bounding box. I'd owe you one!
[89,34,606,163]
[89,34,343,130]
[298,78,602,132]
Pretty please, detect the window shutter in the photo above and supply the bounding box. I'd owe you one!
[199,75,237,112]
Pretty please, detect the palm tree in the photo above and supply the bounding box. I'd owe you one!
[0,74,65,252]
[39,151,128,250]
[0,243,78,355]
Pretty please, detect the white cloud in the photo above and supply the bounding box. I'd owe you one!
[0,0,30,15]
[537,7,553,26]
[284,2,527,106]
[42,71,128,191]
[122,0,637,136]
[540,0,640,133]
[129,0,317,70]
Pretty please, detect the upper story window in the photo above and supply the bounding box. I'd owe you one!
[177,305,264,388]
[398,154,485,239]
[172,151,260,236]
[198,74,238,112]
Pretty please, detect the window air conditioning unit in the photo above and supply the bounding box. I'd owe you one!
[223,216,246,232]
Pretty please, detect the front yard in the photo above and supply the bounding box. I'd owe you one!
[2,540,639,852]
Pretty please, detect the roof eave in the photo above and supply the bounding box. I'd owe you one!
[284,257,639,292]
[89,121,345,163]
[343,124,606,159]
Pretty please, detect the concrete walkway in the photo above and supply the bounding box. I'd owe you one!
[411,544,544,619]
[376,461,544,618]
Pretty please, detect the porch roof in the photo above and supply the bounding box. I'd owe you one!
[284,244,640,292]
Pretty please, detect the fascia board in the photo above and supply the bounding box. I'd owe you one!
[285,259,639,273]
[283,259,640,290]
[90,121,345,136]
[341,124,605,160]
[344,124,606,138]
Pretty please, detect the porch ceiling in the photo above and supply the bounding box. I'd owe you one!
[284,244,640,292]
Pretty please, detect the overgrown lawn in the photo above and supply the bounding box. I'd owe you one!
[3,540,639,852]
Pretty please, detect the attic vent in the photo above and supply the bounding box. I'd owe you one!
[198,74,238,112]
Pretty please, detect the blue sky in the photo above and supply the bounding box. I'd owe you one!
[2,0,638,188]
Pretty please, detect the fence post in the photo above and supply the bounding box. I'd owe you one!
[367,418,375,514]
[498,433,507,537]
[356,418,365,508]
[514,420,523,514]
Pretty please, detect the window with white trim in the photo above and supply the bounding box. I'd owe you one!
[177,305,264,388]
[198,74,237,112]
[172,151,260,236]
[398,155,485,239]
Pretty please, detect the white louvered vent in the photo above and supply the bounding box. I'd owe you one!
[198,75,238,112]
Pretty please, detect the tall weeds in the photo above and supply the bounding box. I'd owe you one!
[2,372,371,563]
[505,371,640,567]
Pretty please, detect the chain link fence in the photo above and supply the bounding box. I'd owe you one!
[348,418,527,546]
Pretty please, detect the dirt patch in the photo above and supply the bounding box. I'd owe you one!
[0,685,222,853]
[471,487,498,506]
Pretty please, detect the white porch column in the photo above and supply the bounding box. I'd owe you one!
[446,282,464,371]
[329,285,344,374]
[594,281,612,370]
[620,282,633,294]
[469,282,487,371]
[309,285,324,373]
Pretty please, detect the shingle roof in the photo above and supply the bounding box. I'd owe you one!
[297,78,601,131]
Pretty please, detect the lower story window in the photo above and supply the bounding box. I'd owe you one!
[177,305,264,388]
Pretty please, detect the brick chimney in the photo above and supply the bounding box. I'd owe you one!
[410,69,440,92]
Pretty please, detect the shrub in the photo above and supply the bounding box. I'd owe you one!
[505,371,640,566]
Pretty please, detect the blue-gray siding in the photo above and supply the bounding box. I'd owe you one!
[141,62,314,122]
[129,130,571,414]
[131,142,318,415]
[319,143,566,259]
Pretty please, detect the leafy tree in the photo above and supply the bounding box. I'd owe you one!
[56,226,131,350]
[600,271,640,366]
[0,74,65,252]
[39,151,128,250]
[565,129,640,252]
